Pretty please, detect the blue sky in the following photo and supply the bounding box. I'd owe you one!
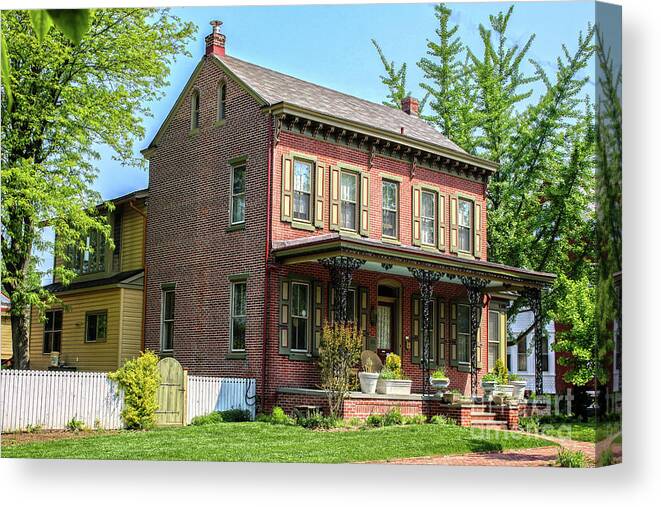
[39,1,599,277]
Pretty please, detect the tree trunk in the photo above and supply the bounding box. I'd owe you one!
[10,306,31,369]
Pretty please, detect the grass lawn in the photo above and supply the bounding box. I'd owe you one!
[530,420,621,443]
[1,422,553,463]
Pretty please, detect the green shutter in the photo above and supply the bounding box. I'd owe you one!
[473,201,482,258]
[359,172,370,236]
[449,195,458,253]
[411,185,422,246]
[411,295,420,364]
[476,319,483,369]
[313,282,323,356]
[281,155,293,222]
[438,193,447,252]
[449,302,458,366]
[279,279,290,354]
[329,165,341,231]
[359,286,369,348]
[438,300,446,366]
[328,286,336,323]
[314,163,325,228]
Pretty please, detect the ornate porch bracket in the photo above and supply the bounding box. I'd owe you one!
[319,257,366,324]
[460,276,489,399]
[522,287,544,395]
[409,268,444,397]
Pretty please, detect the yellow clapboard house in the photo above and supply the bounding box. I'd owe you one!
[28,189,148,372]
[1,293,12,364]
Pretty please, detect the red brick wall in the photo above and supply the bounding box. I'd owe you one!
[144,56,269,388]
[272,130,488,256]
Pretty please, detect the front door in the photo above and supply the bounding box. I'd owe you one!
[376,303,395,363]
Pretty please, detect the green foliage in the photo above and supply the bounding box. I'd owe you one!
[556,448,588,468]
[108,351,160,430]
[383,407,404,426]
[481,372,498,383]
[1,9,195,368]
[260,406,295,426]
[430,414,457,426]
[380,353,407,380]
[25,423,43,433]
[365,408,407,428]
[318,322,363,418]
[403,414,427,425]
[519,416,540,434]
[598,448,615,466]
[508,373,523,382]
[296,410,340,430]
[365,414,384,427]
[65,417,85,432]
[549,274,600,386]
[371,39,410,109]
[190,409,250,426]
[431,367,448,379]
[492,359,509,385]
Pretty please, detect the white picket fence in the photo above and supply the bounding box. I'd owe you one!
[1,370,257,431]
[0,370,124,431]
[187,376,256,422]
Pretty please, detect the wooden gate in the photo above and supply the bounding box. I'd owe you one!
[155,357,187,426]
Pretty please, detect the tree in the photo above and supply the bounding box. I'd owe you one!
[1,9,195,368]
[318,322,362,419]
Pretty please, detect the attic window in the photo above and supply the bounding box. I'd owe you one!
[191,90,200,130]
[217,83,226,122]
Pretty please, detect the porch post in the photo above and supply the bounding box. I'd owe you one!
[460,276,488,399]
[319,256,366,324]
[523,287,544,396]
[409,268,443,397]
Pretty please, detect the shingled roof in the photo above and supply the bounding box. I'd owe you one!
[215,54,466,155]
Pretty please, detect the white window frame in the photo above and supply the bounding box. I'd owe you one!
[230,281,247,352]
[421,190,436,246]
[290,281,310,353]
[230,164,246,225]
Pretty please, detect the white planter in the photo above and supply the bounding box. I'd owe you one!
[376,378,412,395]
[358,372,379,394]
[511,380,527,401]
[481,380,496,402]
[429,377,450,393]
[495,384,514,397]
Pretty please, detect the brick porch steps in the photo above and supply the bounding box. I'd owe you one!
[468,403,508,429]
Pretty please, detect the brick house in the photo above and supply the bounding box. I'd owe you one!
[142,22,555,419]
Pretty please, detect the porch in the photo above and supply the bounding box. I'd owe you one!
[275,387,519,430]
[270,233,555,402]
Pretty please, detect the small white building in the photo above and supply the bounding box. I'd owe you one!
[507,310,556,394]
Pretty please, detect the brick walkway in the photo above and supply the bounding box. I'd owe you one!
[374,433,597,467]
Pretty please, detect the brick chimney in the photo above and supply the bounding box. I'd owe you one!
[205,20,226,57]
[401,96,419,116]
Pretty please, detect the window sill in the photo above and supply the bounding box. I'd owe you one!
[225,352,247,360]
[214,119,226,128]
[286,352,313,362]
[291,221,315,232]
[381,236,400,245]
[160,350,174,358]
[457,251,476,260]
[339,230,361,239]
[189,128,200,138]
[226,223,245,233]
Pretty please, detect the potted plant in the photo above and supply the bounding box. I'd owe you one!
[358,357,379,394]
[376,353,412,395]
[429,367,450,394]
[442,389,463,404]
[492,358,514,397]
[509,373,527,400]
[481,372,498,402]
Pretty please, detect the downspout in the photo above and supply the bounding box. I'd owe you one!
[129,199,148,352]
[261,114,274,410]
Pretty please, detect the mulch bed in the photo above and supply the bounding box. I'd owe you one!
[1,429,119,447]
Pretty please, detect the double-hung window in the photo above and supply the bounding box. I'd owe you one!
[340,171,358,231]
[458,198,473,252]
[382,180,398,238]
[488,310,500,368]
[85,311,107,343]
[43,309,63,353]
[421,190,436,246]
[161,286,175,352]
[69,231,106,274]
[291,282,309,352]
[231,164,246,225]
[517,338,528,371]
[231,281,247,351]
[457,303,470,363]
[293,160,312,222]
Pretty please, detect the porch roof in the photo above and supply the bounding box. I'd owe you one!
[271,233,555,290]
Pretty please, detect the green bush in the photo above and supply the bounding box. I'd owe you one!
[65,417,85,432]
[219,409,251,422]
[365,413,384,427]
[556,448,588,468]
[598,448,615,466]
[403,414,427,425]
[431,367,448,379]
[108,350,160,430]
[519,416,540,433]
[25,424,43,433]
[383,407,404,426]
[269,406,295,425]
[493,359,509,385]
[296,410,339,430]
[430,414,457,426]
[190,412,224,426]
[481,372,499,383]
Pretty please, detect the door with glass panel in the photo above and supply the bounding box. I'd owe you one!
[376,303,395,363]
